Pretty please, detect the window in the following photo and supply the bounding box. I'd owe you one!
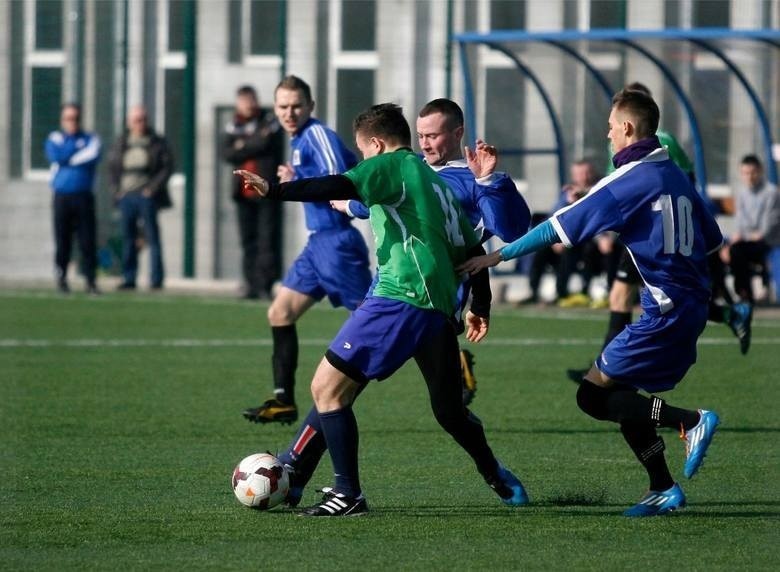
[336,69,375,145]
[693,0,730,27]
[490,0,526,31]
[168,0,187,51]
[341,0,375,51]
[31,67,63,170]
[35,0,63,50]
[590,0,626,29]
[484,69,525,180]
[164,69,186,163]
[250,0,284,55]
[691,69,730,184]
[226,0,285,63]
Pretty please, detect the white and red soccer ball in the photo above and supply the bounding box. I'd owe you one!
[232,453,289,509]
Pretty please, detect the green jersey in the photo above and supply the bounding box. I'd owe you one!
[343,148,478,316]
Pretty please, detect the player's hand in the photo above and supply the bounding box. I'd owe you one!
[233,169,269,197]
[330,200,350,214]
[464,139,498,179]
[457,251,503,275]
[277,162,295,183]
[464,310,489,343]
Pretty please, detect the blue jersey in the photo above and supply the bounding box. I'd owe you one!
[45,130,102,194]
[550,147,722,315]
[290,118,358,231]
[430,160,530,243]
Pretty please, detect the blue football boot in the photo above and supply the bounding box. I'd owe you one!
[489,464,530,506]
[624,483,686,517]
[682,410,720,479]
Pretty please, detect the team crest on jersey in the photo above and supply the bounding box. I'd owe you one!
[292,149,301,166]
[343,342,352,350]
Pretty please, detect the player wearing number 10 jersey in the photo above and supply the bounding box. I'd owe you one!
[460,89,723,517]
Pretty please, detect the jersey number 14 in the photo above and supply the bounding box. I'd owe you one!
[652,194,694,256]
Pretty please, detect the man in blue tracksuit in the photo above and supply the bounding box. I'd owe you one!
[45,103,102,294]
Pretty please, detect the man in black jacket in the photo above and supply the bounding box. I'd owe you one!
[108,105,174,290]
[222,85,284,299]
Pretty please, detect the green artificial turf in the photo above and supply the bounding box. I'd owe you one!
[1,291,778,570]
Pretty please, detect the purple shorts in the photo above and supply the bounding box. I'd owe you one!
[282,227,371,310]
[597,299,708,392]
[327,296,447,382]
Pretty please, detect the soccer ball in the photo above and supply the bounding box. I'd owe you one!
[231,453,289,509]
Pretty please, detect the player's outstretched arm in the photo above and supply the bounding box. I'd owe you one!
[233,170,360,202]
[459,219,561,275]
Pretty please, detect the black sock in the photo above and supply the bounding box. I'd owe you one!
[271,325,298,404]
[578,383,699,431]
[319,407,361,498]
[602,311,632,350]
[620,422,674,491]
[708,302,727,324]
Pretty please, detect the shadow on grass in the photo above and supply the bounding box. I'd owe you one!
[371,500,780,519]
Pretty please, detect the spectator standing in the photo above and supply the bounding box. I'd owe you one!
[222,85,284,299]
[44,103,102,294]
[725,154,778,303]
[108,105,174,291]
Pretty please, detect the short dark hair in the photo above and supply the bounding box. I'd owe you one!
[353,103,411,147]
[418,98,464,131]
[611,88,659,139]
[625,82,652,97]
[275,75,312,103]
[236,85,257,99]
[740,154,762,168]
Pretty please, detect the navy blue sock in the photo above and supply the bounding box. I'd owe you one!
[319,406,361,498]
[278,406,327,489]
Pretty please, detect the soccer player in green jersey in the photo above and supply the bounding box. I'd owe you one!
[234,103,528,517]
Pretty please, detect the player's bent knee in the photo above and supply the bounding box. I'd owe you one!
[267,300,296,325]
[576,382,610,421]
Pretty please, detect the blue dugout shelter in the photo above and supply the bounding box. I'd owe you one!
[455,28,780,195]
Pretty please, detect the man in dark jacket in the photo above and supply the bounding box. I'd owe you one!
[222,85,284,299]
[108,105,174,290]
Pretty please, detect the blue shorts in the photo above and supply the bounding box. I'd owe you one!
[327,296,448,382]
[282,227,371,310]
[597,300,708,392]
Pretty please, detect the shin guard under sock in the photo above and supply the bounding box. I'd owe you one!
[620,422,674,491]
[319,407,361,498]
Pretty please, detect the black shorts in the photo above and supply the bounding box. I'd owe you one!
[614,246,641,285]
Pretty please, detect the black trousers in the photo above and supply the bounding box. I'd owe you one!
[53,192,97,284]
[236,199,282,296]
[730,240,769,302]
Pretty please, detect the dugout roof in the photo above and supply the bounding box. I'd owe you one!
[455,28,780,193]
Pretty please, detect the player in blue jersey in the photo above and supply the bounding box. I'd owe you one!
[242,76,372,425]
[236,103,528,517]
[461,89,723,517]
[333,98,531,404]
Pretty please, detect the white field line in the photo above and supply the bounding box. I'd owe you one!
[1,337,779,348]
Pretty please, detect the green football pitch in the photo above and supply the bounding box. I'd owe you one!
[2,290,778,570]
